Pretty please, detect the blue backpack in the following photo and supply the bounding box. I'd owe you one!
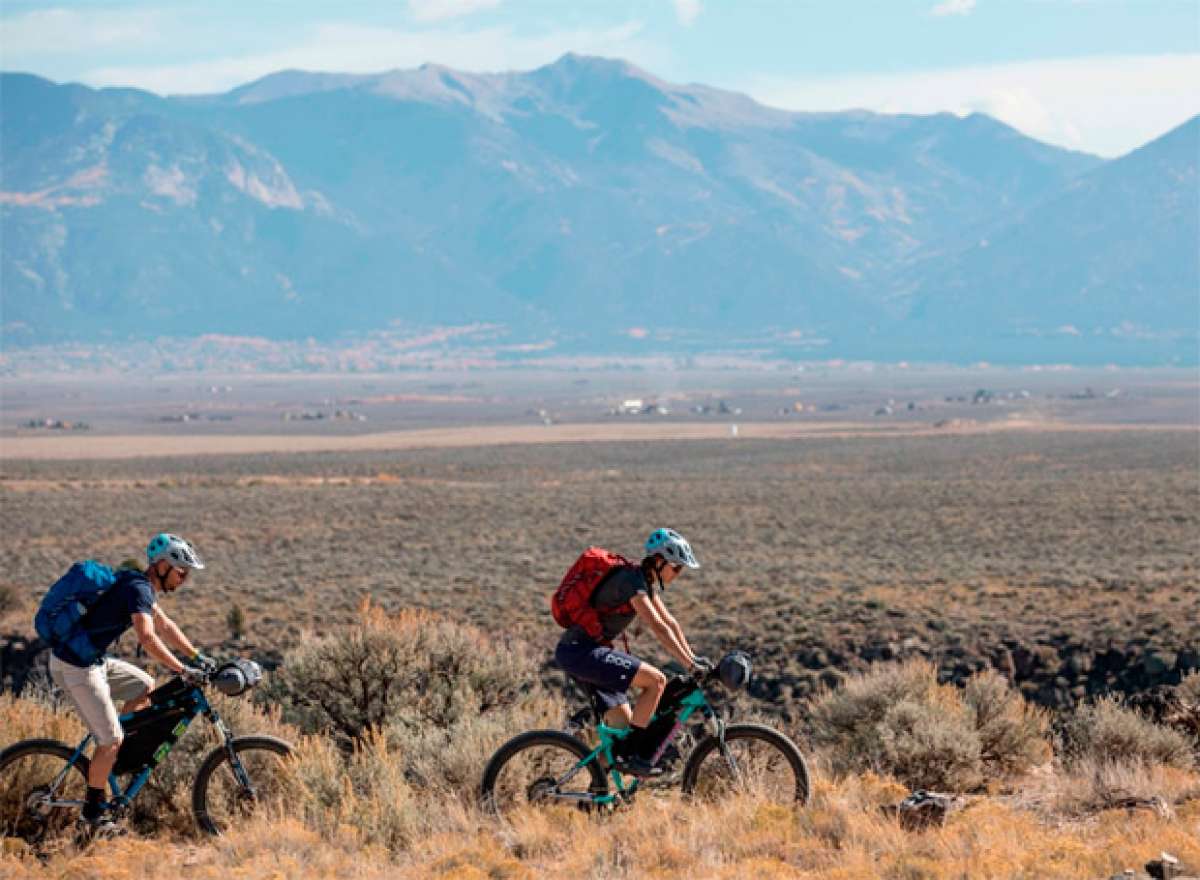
[34,561,117,666]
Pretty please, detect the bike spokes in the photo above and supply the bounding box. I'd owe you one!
[196,742,298,833]
[487,743,598,816]
[0,750,88,847]
[688,734,803,804]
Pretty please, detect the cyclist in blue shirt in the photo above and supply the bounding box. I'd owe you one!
[47,533,210,834]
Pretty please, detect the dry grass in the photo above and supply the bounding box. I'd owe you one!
[4,611,1200,878]
[3,771,1199,879]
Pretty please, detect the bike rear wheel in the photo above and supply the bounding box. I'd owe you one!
[0,739,91,847]
[480,730,609,819]
[681,724,811,806]
[191,736,296,835]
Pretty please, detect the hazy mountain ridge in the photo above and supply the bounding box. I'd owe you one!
[908,115,1199,323]
[1,56,1193,363]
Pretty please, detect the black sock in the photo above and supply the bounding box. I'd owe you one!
[618,726,649,756]
[82,787,104,821]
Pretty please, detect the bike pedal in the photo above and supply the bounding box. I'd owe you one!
[75,817,128,842]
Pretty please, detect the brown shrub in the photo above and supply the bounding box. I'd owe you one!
[1060,696,1195,770]
[810,660,1050,792]
[875,698,984,791]
[1178,670,1200,704]
[260,603,564,799]
[963,670,1051,777]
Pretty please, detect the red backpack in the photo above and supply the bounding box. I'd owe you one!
[551,547,636,642]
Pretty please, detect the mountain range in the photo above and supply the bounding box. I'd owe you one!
[1,55,1196,364]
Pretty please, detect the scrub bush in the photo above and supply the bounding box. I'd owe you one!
[1060,696,1194,770]
[259,602,563,799]
[810,660,1049,791]
[963,670,1051,777]
[1178,670,1200,704]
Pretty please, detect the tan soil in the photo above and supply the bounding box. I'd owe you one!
[1,419,1189,461]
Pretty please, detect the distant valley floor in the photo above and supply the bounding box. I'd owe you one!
[3,417,1195,461]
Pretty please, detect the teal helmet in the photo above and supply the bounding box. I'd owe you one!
[645,528,700,569]
[147,533,205,570]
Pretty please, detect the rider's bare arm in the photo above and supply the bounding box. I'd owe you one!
[132,611,187,674]
[631,594,692,669]
[649,592,696,661]
[152,605,199,659]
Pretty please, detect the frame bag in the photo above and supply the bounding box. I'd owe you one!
[112,677,201,775]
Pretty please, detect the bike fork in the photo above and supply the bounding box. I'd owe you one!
[709,714,742,780]
[214,718,256,797]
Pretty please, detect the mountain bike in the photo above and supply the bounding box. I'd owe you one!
[480,651,810,816]
[0,659,295,845]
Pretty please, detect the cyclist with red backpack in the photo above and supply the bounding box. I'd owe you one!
[37,533,211,835]
[551,528,712,777]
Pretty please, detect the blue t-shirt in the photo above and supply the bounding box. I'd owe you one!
[55,570,156,665]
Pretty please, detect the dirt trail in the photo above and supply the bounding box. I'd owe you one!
[0,419,1192,461]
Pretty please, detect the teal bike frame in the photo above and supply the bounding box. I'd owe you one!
[575,686,714,806]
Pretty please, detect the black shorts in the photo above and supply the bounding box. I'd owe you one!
[555,632,642,712]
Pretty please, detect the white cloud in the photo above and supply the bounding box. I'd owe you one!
[930,0,976,16]
[743,53,1200,157]
[81,20,667,95]
[0,7,166,54]
[407,0,502,23]
[672,0,702,27]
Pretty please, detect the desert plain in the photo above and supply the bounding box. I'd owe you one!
[2,366,1197,708]
[1,366,1198,879]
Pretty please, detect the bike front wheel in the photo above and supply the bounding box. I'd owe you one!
[191,735,296,835]
[0,738,91,847]
[480,730,609,819]
[681,723,811,806]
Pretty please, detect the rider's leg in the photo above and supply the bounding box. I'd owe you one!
[605,666,666,774]
[107,658,154,714]
[628,663,666,729]
[121,694,150,713]
[49,656,147,812]
[603,702,633,728]
[88,741,121,790]
[599,666,666,729]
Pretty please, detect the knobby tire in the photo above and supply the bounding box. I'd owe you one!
[480,729,608,816]
[0,738,91,845]
[681,723,811,806]
[191,735,294,835]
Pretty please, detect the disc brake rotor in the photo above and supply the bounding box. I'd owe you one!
[526,776,559,804]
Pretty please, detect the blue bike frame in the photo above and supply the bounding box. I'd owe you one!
[41,684,222,814]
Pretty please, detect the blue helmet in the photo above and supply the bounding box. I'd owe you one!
[146,533,205,570]
[645,528,700,569]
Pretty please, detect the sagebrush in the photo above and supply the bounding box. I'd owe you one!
[809,660,1050,791]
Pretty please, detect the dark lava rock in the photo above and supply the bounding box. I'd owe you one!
[883,789,956,831]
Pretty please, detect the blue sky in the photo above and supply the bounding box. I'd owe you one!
[1,0,1197,156]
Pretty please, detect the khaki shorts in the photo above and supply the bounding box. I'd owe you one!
[49,654,154,746]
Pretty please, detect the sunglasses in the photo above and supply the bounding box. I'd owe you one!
[172,566,190,581]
